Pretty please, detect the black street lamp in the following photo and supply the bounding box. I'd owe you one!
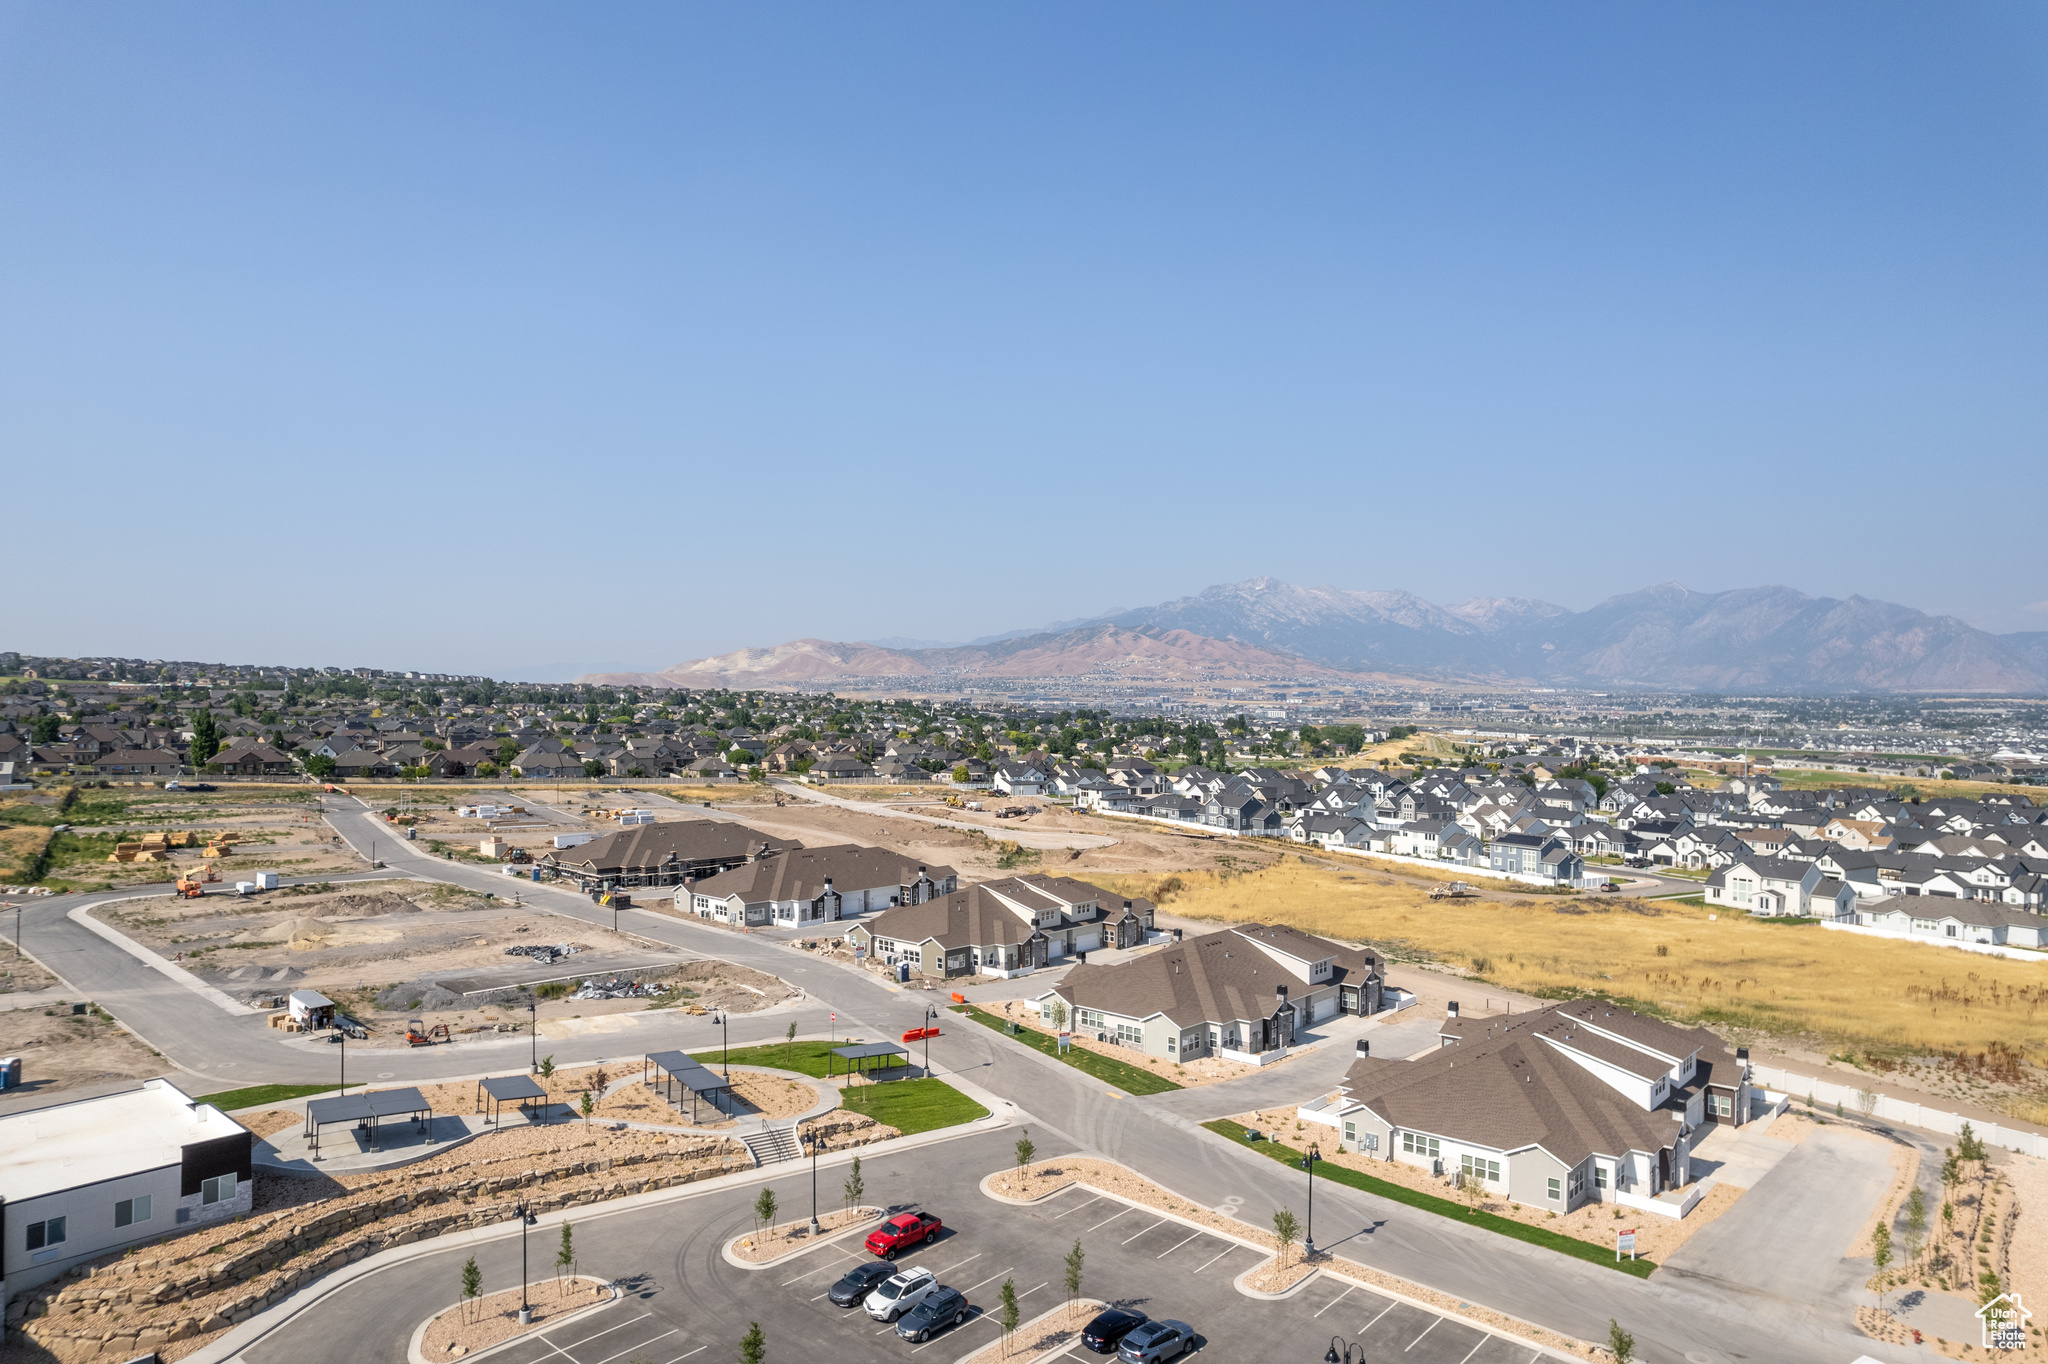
[1324,1336,1360,1364]
[528,990,538,1073]
[1300,1143,1321,1257]
[922,1005,939,1077]
[515,1199,539,1324]
[710,1010,729,1081]
[802,1119,821,1236]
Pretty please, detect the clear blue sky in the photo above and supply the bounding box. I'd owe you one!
[4,3,2043,679]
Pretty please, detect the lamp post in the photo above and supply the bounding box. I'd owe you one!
[528,990,538,1073]
[337,1022,346,1095]
[515,1199,538,1325]
[710,1010,730,1081]
[1300,1143,1321,1257]
[803,1119,821,1237]
[1324,1336,1360,1364]
[922,1005,939,1077]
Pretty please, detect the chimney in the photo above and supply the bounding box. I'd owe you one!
[1447,1000,1460,1019]
[1275,984,1289,1006]
[1355,1038,1371,1059]
[918,864,927,878]
[1736,1046,1750,1061]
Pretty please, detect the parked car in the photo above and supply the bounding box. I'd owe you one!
[864,1266,938,1322]
[894,1286,970,1342]
[865,1211,943,1258]
[1081,1308,1149,1353]
[828,1261,897,1307]
[1115,1319,1195,1363]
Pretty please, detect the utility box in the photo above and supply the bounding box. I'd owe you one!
[253,871,280,890]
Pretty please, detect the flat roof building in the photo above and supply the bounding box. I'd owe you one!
[1,1079,253,1307]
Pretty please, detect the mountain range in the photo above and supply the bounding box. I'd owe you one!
[580,579,2048,693]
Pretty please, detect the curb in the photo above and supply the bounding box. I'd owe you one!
[1232,1259,1321,1300]
[405,1276,618,1364]
[719,1206,885,1270]
[70,902,258,1015]
[177,1110,1009,1364]
[947,1297,1106,1364]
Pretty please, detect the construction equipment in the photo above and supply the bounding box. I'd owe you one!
[1428,881,1477,900]
[174,875,205,898]
[406,1019,451,1046]
[196,863,220,883]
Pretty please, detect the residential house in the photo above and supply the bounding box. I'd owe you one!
[1027,923,1385,1065]
[1704,856,1832,916]
[993,762,1047,796]
[536,821,802,893]
[679,847,957,928]
[1487,833,1585,883]
[93,750,185,778]
[841,876,1155,979]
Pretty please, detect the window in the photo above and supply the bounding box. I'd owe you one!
[1593,1165,1609,1190]
[1547,1178,1562,1201]
[1166,1036,1176,1053]
[1400,1132,1440,1160]
[1460,1154,1501,1183]
[1343,1120,1356,1144]
[1708,1092,1734,1118]
[26,1217,66,1251]
[115,1196,152,1228]
[202,1173,237,1206]
[1114,1022,1143,1047]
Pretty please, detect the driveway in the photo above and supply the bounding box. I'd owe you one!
[1661,1127,1896,1312]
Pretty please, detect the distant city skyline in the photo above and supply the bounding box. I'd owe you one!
[4,3,2042,678]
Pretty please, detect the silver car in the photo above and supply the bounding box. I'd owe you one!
[1116,1318,1195,1363]
[864,1266,938,1322]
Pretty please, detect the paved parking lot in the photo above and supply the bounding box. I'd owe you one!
[245,1129,1555,1364]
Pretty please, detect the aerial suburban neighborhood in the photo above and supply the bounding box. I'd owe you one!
[8,7,2044,1364]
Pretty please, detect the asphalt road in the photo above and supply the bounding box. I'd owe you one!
[5,794,1910,1364]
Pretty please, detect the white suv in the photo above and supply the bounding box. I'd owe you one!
[865,1266,938,1322]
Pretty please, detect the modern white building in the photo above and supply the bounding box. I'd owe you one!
[1,1080,253,1308]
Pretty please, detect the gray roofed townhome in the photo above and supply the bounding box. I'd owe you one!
[1027,923,1384,1065]
[679,846,957,928]
[536,820,801,892]
[842,875,1154,980]
[1303,998,1751,1219]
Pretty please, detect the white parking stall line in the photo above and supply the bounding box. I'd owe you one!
[1313,1285,1355,1317]
[1360,1298,1399,1333]
[1121,1218,1167,1245]
[1455,1338,1491,1364]
[661,1348,708,1364]
[590,1331,680,1364]
[548,1313,654,1353]
[930,1252,983,1279]
[1052,1194,1105,1219]
[1155,1231,1203,1259]
[962,1267,1015,1294]
[1084,1209,1131,1233]
[1404,1317,1443,1352]
[1193,1246,1236,1273]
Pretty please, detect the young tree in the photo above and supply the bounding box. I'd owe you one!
[1062,1238,1085,1311]
[539,1055,556,1094]
[579,1090,595,1125]
[998,1278,1020,1349]
[1871,1222,1893,1310]
[785,1020,798,1071]
[753,1185,778,1239]
[1048,999,1068,1031]
[1607,1320,1636,1364]
[556,1223,575,1286]
[738,1321,765,1364]
[461,1255,482,1324]
[842,1155,864,1213]
[1271,1208,1300,1268]
[1014,1129,1036,1188]
[1904,1186,1928,1268]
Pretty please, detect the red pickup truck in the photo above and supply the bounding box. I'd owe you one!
[865,1212,943,1258]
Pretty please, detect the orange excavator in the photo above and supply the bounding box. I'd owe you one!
[406,1019,451,1046]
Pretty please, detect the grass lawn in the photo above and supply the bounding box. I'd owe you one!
[954,1004,1181,1095]
[195,1082,355,1111]
[840,1078,987,1135]
[1203,1119,1655,1279]
[688,1040,910,1081]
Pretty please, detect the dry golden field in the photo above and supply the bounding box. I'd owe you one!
[1096,861,2048,1069]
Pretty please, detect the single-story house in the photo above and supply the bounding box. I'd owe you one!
[92,750,185,778]
[841,875,1154,979]
[537,821,802,892]
[679,847,957,928]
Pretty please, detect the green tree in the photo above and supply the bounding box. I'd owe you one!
[842,1155,864,1213]
[497,737,521,768]
[583,760,606,778]
[1958,1121,1985,1163]
[998,1278,1020,1348]
[1872,1221,1892,1309]
[539,1055,555,1094]
[1014,1129,1036,1184]
[579,1090,594,1125]
[1272,1207,1300,1267]
[753,1185,778,1238]
[738,1321,765,1364]
[30,714,61,744]
[556,1223,575,1285]
[785,1020,798,1071]
[1607,1320,1636,1364]
[189,710,221,767]
[1980,1270,2004,1306]
[1904,1186,1927,1267]
[475,761,499,778]
[1062,1238,1085,1310]
[461,1255,482,1324]
[304,754,337,780]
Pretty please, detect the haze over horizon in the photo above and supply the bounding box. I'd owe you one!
[4,3,2043,679]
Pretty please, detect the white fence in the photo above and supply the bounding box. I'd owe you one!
[1817,918,2048,964]
[1750,1065,2048,1158]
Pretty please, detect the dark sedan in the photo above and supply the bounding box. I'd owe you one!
[1081,1308,1149,1353]
[827,1260,898,1307]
